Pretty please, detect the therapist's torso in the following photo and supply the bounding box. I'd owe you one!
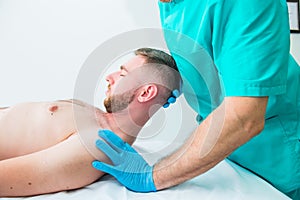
[158,0,300,197]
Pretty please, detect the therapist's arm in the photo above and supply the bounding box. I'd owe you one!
[153,96,268,190]
[0,134,104,197]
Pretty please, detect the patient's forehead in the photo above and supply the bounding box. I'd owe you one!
[112,55,163,95]
[122,55,147,71]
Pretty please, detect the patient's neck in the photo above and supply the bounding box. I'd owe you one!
[95,110,145,145]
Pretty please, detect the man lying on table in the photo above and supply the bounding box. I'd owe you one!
[0,48,181,197]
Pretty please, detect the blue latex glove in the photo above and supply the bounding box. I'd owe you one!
[92,130,157,193]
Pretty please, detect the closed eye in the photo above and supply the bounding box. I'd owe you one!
[120,65,128,77]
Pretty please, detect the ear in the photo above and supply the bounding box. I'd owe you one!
[137,84,158,103]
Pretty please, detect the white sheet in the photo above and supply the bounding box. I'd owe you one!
[1,140,291,200]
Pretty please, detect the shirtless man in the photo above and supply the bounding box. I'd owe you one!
[0,48,181,197]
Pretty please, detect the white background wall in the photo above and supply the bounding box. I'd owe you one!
[291,34,300,63]
[0,0,197,145]
[0,0,162,106]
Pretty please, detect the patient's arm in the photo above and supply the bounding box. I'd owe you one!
[0,134,105,197]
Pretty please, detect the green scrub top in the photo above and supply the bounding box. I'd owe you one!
[158,0,300,198]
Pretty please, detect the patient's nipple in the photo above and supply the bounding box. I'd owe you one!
[48,105,58,115]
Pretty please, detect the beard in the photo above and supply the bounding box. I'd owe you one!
[104,90,136,113]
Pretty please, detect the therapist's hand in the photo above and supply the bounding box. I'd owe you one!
[92,130,157,193]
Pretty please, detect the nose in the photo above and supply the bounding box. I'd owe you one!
[105,71,119,85]
[105,74,113,85]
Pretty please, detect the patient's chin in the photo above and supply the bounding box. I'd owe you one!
[103,92,135,113]
[103,98,112,113]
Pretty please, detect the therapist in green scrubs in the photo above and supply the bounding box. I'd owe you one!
[92,0,300,199]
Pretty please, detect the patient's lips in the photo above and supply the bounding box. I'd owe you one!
[106,85,111,96]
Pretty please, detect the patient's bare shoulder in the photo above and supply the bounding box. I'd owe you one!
[46,133,106,189]
[0,133,106,197]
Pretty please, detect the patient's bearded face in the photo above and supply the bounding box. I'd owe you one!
[103,55,147,113]
[104,89,135,113]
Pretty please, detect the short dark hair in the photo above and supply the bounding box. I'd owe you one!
[134,48,182,104]
[134,48,179,72]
